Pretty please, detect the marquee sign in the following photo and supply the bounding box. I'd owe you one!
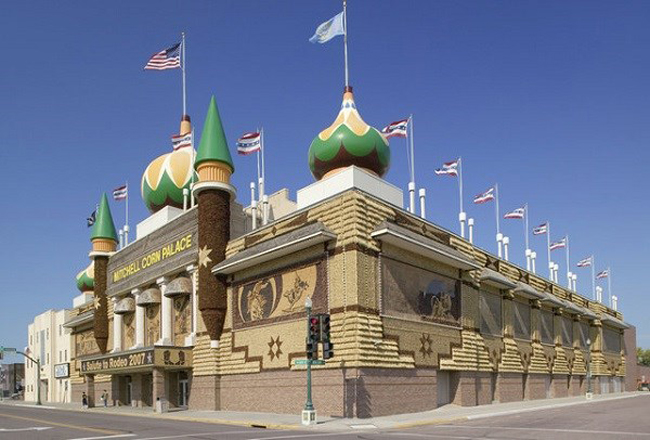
[54,363,70,378]
[80,347,192,374]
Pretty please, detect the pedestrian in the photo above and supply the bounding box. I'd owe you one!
[101,390,108,407]
[82,392,88,409]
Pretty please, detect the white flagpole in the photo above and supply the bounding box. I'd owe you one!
[124,180,129,246]
[458,157,466,238]
[495,184,502,258]
[256,127,262,204]
[181,32,187,116]
[607,266,612,307]
[261,127,266,198]
[591,254,596,300]
[546,221,552,280]
[524,204,531,270]
[190,130,195,207]
[565,235,570,289]
[408,115,416,214]
[343,0,349,87]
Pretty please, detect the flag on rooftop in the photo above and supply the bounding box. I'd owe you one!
[113,185,128,201]
[596,269,609,279]
[532,223,548,235]
[504,207,525,219]
[577,256,592,267]
[171,132,193,151]
[434,159,459,177]
[381,118,409,138]
[86,210,96,227]
[144,42,181,70]
[473,187,495,204]
[236,132,262,155]
[309,11,345,44]
[549,237,566,251]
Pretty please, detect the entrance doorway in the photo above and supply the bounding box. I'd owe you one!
[178,371,189,407]
[437,371,451,407]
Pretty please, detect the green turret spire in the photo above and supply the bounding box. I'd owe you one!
[195,96,234,172]
[91,193,118,242]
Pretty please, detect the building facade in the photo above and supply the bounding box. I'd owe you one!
[25,309,72,403]
[64,89,630,417]
[0,363,25,399]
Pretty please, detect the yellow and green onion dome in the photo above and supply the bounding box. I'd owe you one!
[308,86,390,180]
[75,261,94,292]
[141,148,197,213]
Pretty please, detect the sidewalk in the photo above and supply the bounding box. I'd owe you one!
[3,391,645,431]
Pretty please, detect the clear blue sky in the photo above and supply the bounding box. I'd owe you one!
[1,0,649,363]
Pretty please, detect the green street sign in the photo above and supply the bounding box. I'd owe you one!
[4,348,16,353]
[295,359,325,365]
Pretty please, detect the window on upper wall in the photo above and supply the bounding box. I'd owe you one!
[64,350,67,362]
[30,335,32,345]
[46,353,49,365]
[47,329,49,340]
[480,291,502,337]
[513,300,531,340]
[540,309,554,344]
[579,322,590,348]
[603,327,622,353]
[561,316,573,347]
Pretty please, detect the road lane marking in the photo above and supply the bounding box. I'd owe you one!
[386,434,509,440]
[135,431,290,440]
[436,424,650,437]
[67,435,136,440]
[247,433,348,440]
[0,427,52,432]
[15,404,57,409]
[0,412,121,435]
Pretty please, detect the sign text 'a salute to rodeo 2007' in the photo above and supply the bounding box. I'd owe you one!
[112,234,193,283]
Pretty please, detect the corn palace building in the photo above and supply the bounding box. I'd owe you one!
[65,86,631,418]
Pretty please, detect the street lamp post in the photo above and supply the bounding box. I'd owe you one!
[586,338,593,399]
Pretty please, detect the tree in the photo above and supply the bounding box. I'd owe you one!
[637,347,650,366]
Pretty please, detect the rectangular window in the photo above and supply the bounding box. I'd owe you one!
[579,322,590,348]
[480,291,502,337]
[46,353,49,365]
[30,335,32,345]
[603,327,622,353]
[540,309,554,344]
[561,317,572,347]
[513,300,531,340]
[47,329,49,340]
[65,350,67,362]
[59,325,62,336]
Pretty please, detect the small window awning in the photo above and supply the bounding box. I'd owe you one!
[137,287,161,305]
[513,282,545,300]
[539,291,565,308]
[480,268,517,289]
[212,222,337,275]
[63,310,94,328]
[580,307,598,320]
[560,299,584,316]
[114,297,135,314]
[601,314,630,329]
[165,276,192,297]
[371,222,480,271]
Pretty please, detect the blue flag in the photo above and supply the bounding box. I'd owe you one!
[310,11,345,44]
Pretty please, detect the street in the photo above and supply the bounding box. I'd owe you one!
[1,394,649,440]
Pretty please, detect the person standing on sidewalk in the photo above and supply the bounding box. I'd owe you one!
[82,392,88,409]
[101,390,108,407]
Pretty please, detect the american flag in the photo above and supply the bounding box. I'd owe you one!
[596,269,609,279]
[577,256,592,267]
[434,159,459,177]
[504,207,525,219]
[113,184,128,201]
[549,237,566,251]
[532,223,548,235]
[381,118,409,138]
[144,42,181,70]
[86,210,96,227]
[236,132,261,155]
[171,132,193,151]
[473,187,495,204]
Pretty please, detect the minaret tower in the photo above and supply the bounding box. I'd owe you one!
[192,96,235,346]
[89,193,118,354]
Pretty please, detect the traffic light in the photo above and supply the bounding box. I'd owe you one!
[308,315,321,343]
[322,341,334,360]
[319,314,334,359]
[306,339,318,360]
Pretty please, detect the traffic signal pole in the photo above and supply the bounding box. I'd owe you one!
[302,297,316,425]
[0,348,40,405]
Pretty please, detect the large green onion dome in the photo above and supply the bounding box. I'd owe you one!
[75,261,94,292]
[308,87,390,180]
[141,148,197,213]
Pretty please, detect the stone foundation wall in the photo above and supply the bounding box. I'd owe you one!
[552,374,569,398]
[497,373,523,403]
[526,373,550,400]
[451,372,495,406]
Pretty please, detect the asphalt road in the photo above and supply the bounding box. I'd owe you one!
[1,394,649,440]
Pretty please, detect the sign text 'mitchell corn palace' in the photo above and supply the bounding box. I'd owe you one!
[112,234,193,283]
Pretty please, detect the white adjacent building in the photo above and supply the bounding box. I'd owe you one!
[25,309,72,403]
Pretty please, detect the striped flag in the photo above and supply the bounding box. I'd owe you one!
[473,187,495,204]
[577,256,592,267]
[86,210,96,227]
[504,207,525,219]
[434,159,459,177]
[381,118,409,138]
[144,42,181,70]
[171,132,193,151]
[236,132,262,155]
[549,237,566,251]
[532,223,548,235]
[596,269,609,279]
[113,185,128,201]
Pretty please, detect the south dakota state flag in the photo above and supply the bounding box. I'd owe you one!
[310,11,345,44]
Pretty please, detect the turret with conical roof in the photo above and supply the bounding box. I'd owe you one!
[193,95,235,347]
[91,193,118,251]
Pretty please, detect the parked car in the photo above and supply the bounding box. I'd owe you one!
[639,383,649,391]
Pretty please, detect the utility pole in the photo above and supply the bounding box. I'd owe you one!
[586,338,593,400]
